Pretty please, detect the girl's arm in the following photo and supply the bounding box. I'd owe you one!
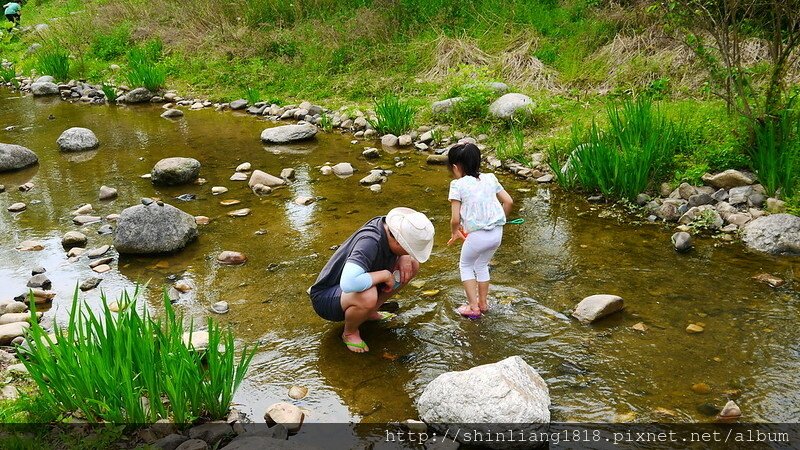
[497,190,513,217]
[448,200,465,245]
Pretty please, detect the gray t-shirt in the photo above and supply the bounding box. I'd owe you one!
[310,216,397,295]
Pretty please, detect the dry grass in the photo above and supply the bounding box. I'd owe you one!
[498,35,560,91]
[424,35,493,79]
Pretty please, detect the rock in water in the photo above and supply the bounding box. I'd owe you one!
[417,356,550,447]
[160,109,184,119]
[30,81,59,96]
[260,124,317,144]
[113,202,198,254]
[742,214,800,255]
[79,277,102,291]
[0,143,38,172]
[0,322,30,345]
[701,170,754,189]
[752,273,785,288]
[718,400,742,420]
[332,162,354,176]
[98,185,118,200]
[57,127,99,152]
[217,251,247,265]
[572,294,623,324]
[489,93,535,119]
[151,157,201,185]
[61,231,88,249]
[229,99,248,110]
[124,87,154,103]
[288,385,308,400]
[672,232,693,253]
[248,170,285,188]
[264,402,304,433]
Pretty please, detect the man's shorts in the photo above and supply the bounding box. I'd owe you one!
[309,285,345,322]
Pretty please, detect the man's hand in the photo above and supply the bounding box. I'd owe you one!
[397,255,416,285]
[376,269,395,293]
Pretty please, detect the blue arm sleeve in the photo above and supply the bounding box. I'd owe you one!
[340,262,374,293]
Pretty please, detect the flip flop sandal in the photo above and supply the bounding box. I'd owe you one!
[457,305,482,320]
[370,311,397,322]
[343,340,368,351]
[507,218,525,225]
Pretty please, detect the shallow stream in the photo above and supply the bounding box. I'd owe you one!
[1,92,799,433]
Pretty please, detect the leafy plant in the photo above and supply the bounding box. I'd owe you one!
[101,84,117,102]
[0,65,15,82]
[19,288,256,423]
[750,108,800,197]
[368,94,416,136]
[91,25,132,61]
[126,42,167,91]
[496,126,529,165]
[34,48,70,81]
[550,97,682,200]
[242,86,260,104]
[318,113,333,132]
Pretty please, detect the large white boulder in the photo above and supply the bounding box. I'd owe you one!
[57,127,99,152]
[260,124,317,144]
[572,294,624,324]
[151,157,201,185]
[489,93,535,119]
[417,356,550,448]
[114,202,198,254]
[0,143,38,172]
[742,213,800,255]
[31,81,59,96]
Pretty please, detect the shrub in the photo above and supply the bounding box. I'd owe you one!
[550,97,682,200]
[242,86,260,104]
[369,94,416,136]
[126,42,167,91]
[34,48,70,81]
[19,288,256,423]
[91,25,132,61]
[750,109,800,197]
[0,65,14,82]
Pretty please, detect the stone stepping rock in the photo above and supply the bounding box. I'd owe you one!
[7,202,26,212]
[572,294,624,324]
[294,196,314,206]
[84,244,110,258]
[211,186,228,195]
[230,172,248,181]
[67,247,85,257]
[89,257,114,269]
[92,264,111,273]
[219,199,241,206]
[264,402,304,433]
[73,215,102,225]
[426,154,449,165]
[79,277,102,291]
[332,162,354,176]
[228,208,250,217]
[71,204,93,215]
[235,162,251,172]
[16,240,44,251]
[217,251,247,265]
[0,322,30,345]
[248,170,285,188]
[62,231,88,249]
[26,274,51,289]
[0,312,41,325]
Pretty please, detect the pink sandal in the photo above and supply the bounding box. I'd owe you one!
[457,304,481,319]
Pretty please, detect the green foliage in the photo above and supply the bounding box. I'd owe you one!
[242,86,260,104]
[550,97,682,200]
[90,25,132,61]
[126,41,167,91]
[101,84,117,101]
[19,288,256,423]
[318,112,333,132]
[0,64,15,82]
[34,47,70,81]
[368,94,416,135]
[750,108,800,197]
[496,126,529,165]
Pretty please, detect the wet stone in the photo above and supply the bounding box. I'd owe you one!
[211,301,229,314]
[79,277,102,291]
[7,202,26,212]
[218,251,247,265]
[85,245,110,258]
[228,208,251,217]
[752,273,784,288]
[26,274,51,290]
[686,323,704,334]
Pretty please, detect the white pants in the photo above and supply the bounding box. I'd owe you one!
[459,227,503,282]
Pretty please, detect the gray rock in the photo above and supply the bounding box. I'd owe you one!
[701,169,754,189]
[260,124,317,144]
[99,185,118,200]
[380,134,398,147]
[230,99,249,110]
[27,273,51,289]
[678,182,697,200]
[489,93,535,119]
[417,356,549,448]
[688,193,713,208]
[766,197,786,213]
[61,231,87,249]
[79,277,102,291]
[635,193,650,206]
[362,147,380,158]
[748,193,766,208]
[125,87,154,103]
[0,144,38,172]
[728,186,753,205]
[742,214,800,255]
[7,202,26,212]
[161,109,184,119]
[84,244,110,258]
[187,423,232,446]
[175,439,209,450]
[359,171,386,185]
[0,322,29,345]
[31,82,59,96]
[3,301,27,314]
[572,294,623,323]
[151,157,201,185]
[672,232,693,252]
[726,212,752,227]
[431,97,464,115]
[57,127,99,152]
[153,433,189,450]
[655,203,680,222]
[114,202,198,254]
[264,402,304,433]
[711,188,729,203]
[331,162,354,176]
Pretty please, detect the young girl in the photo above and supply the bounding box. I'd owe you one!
[447,143,513,319]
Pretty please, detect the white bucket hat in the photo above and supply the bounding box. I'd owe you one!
[386,207,435,263]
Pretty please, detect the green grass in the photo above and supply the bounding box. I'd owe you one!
[126,43,167,92]
[0,65,15,83]
[750,109,800,198]
[34,47,70,81]
[550,97,683,200]
[242,86,260,104]
[19,287,256,423]
[101,84,116,101]
[368,94,416,136]
[496,125,529,164]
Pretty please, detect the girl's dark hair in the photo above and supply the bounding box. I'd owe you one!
[448,143,481,178]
